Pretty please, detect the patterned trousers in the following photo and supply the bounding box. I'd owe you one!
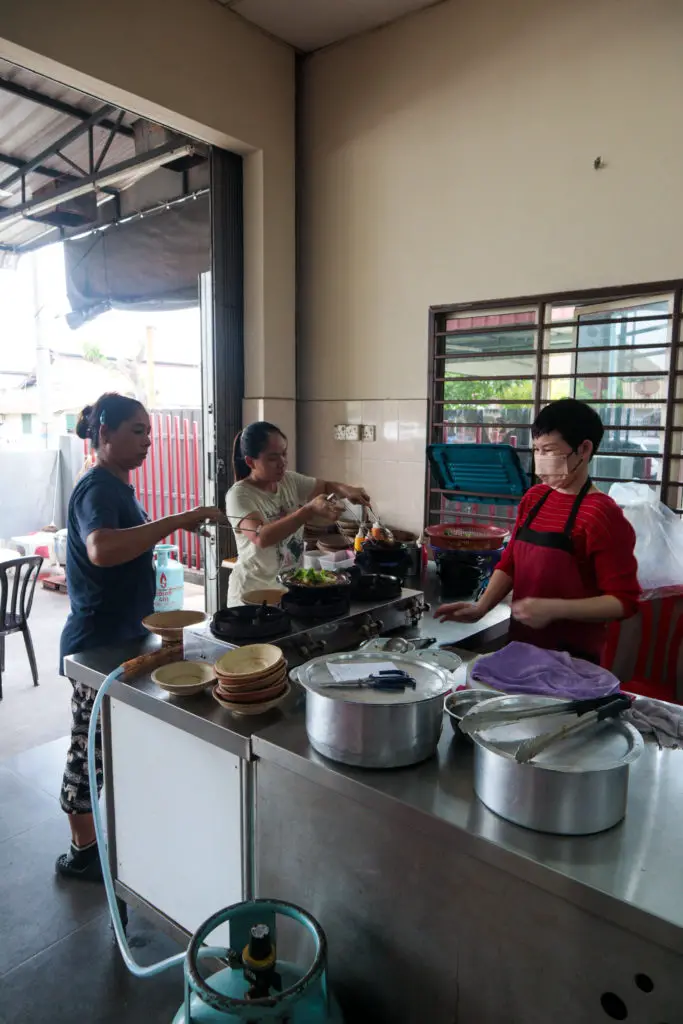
[60,680,103,814]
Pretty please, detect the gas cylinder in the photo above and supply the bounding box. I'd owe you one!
[154,544,185,612]
[171,899,343,1023]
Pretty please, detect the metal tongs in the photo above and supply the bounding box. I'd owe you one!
[513,694,632,764]
[459,693,633,763]
[319,669,417,692]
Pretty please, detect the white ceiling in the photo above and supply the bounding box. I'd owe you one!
[220,0,443,52]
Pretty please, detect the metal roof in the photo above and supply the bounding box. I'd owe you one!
[0,60,199,258]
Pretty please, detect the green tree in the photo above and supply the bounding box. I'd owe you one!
[444,378,533,403]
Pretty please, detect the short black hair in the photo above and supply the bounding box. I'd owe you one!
[531,399,604,456]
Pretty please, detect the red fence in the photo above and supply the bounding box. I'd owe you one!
[83,409,204,569]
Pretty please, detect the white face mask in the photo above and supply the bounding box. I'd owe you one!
[534,452,583,489]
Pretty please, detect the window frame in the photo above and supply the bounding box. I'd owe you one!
[427,280,683,530]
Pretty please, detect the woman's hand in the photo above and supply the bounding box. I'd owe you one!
[179,506,229,531]
[435,601,485,624]
[341,485,371,506]
[510,597,557,630]
[304,494,341,524]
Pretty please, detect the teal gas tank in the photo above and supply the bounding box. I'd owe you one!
[171,900,344,1024]
[154,544,185,612]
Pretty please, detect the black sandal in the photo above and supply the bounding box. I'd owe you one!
[55,845,103,883]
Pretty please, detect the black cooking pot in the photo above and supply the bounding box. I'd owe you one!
[351,572,402,602]
[435,549,490,599]
[277,567,352,604]
[211,604,291,641]
[355,541,413,582]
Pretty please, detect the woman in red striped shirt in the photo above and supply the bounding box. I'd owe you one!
[436,399,640,664]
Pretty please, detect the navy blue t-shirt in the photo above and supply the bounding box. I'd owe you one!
[60,466,156,674]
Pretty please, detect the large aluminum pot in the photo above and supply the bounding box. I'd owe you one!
[295,651,451,769]
[466,695,644,835]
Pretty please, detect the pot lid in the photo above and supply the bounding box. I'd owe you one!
[468,695,643,772]
[298,651,451,705]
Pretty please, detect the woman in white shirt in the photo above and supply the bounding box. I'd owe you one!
[226,421,370,606]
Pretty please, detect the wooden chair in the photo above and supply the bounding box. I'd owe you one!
[602,589,683,704]
[0,556,43,700]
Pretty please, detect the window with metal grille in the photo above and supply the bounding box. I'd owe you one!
[427,283,683,531]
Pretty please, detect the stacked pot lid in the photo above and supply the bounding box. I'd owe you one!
[212,643,290,715]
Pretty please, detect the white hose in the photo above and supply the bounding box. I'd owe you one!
[87,667,186,978]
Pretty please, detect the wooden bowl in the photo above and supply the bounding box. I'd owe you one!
[215,651,285,683]
[216,665,287,693]
[317,536,352,554]
[212,681,291,716]
[151,660,215,696]
[216,678,287,704]
[242,587,289,606]
[142,610,208,646]
[214,643,284,681]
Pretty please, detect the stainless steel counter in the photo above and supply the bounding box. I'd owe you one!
[254,709,683,957]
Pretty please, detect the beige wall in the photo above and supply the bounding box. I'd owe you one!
[298,0,683,532]
[0,0,296,440]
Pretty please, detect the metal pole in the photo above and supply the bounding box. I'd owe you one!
[30,253,51,448]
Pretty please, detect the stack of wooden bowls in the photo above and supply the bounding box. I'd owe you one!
[212,643,289,715]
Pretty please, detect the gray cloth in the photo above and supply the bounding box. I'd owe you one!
[624,697,683,749]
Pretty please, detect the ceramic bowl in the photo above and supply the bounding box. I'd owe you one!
[214,643,284,681]
[212,681,291,716]
[151,660,215,696]
[216,665,288,693]
[142,610,207,645]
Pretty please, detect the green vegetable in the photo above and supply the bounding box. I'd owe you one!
[289,568,338,586]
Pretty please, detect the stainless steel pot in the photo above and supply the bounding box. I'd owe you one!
[296,651,451,769]
[467,695,643,835]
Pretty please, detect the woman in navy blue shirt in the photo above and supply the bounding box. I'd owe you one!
[57,393,225,880]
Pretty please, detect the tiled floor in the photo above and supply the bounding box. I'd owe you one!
[0,580,207,1021]
[0,735,185,1022]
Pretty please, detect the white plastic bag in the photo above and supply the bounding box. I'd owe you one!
[609,482,683,595]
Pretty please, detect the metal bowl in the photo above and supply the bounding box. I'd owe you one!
[444,689,498,740]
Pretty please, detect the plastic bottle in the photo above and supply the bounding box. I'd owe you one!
[154,544,185,611]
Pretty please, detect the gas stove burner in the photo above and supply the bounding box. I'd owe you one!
[281,591,351,622]
[211,604,291,642]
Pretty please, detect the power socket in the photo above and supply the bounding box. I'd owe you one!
[334,424,361,441]
[361,424,376,442]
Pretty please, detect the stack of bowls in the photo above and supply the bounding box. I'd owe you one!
[212,643,289,715]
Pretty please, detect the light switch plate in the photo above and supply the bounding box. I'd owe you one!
[334,424,347,441]
[361,424,376,442]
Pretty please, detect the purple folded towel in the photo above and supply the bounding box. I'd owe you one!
[470,642,620,699]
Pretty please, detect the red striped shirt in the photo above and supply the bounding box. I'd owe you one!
[498,484,640,616]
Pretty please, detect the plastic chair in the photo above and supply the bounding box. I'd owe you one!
[0,556,43,700]
[602,589,683,704]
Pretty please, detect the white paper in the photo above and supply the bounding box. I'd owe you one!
[326,660,399,683]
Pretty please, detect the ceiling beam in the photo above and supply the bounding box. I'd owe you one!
[0,151,71,181]
[0,104,116,192]
[0,141,195,226]
[0,76,134,137]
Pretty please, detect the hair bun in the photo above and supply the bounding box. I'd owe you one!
[75,404,93,440]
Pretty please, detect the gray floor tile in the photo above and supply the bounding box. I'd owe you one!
[0,764,61,842]
[2,735,69,800]
[0,814,106,976]
[0,910,184,1024]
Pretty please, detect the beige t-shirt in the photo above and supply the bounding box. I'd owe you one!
[226,471,316,606]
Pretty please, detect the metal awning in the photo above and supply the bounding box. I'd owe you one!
[0,59,207,261]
